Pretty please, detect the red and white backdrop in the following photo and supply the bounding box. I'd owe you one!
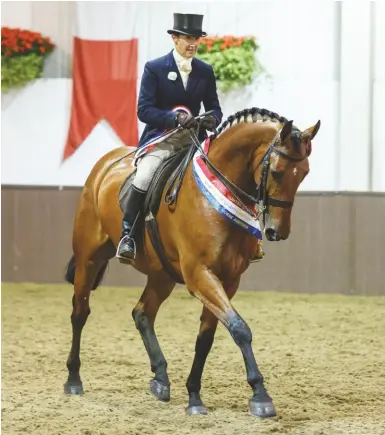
[63,2,139,160]
[1,1,384,191]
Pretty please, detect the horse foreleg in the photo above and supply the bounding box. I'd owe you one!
[185,307,217,415]
[185,279,239,415]
[183,265,276,418]
[132,272,175,402]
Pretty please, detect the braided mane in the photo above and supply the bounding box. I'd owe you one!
[216,107,291,137]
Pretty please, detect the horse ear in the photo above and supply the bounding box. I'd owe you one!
[304,120,321,140]
[280,120,293,142]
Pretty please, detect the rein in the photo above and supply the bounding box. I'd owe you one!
[188,126,308,221]
[189,129,259,218]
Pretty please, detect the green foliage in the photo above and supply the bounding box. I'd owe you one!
[196,36,263,93]
[1,53,44,92]
[1,26,55,92]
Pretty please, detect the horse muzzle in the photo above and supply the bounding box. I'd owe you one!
[265,228,281,241]
[264,226,290,242]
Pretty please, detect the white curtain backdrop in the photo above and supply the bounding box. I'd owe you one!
[1,1,384,191]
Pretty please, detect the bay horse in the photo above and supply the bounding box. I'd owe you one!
[63,107,320,418]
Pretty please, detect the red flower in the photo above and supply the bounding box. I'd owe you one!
[199,34,256,52]
[1,26,55,57]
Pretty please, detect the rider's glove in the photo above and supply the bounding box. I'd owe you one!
[176,112,198,129]
[200,115,217,131]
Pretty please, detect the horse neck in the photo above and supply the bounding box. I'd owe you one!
[207,123,278,191]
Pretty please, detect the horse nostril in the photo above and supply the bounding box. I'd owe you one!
[265,228,277,241]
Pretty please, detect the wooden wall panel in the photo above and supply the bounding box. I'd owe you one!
[2,187,384,295]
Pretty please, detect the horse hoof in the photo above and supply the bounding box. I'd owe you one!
[64,381,84,395]
[248,399,277,418]
[185,405,208,416]
[150,379,170,402]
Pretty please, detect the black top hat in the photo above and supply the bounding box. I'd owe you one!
[167,13,207,37]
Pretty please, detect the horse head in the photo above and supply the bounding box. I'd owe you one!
[252,119,321,241]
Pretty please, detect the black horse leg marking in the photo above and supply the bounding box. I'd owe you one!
[132,273,175,402]
[183,266,276,418]
[185,279,240,415]
[132,308,171,401]
[65,286,92,394]
[185,307,218,415]
[65,293,90,394]
[227,312,276,417]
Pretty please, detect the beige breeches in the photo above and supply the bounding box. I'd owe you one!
[132,129,193,191]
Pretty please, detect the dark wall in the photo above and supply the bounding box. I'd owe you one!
[2,186,384,295]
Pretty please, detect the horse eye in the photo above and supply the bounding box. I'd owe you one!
[271,171,284,181]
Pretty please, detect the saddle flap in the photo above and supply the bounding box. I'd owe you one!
[144,146,191,216]
[118,146,192,217]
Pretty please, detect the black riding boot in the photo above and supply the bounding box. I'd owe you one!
[116,184,146,261]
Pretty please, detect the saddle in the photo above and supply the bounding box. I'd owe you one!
[118,145,196,283]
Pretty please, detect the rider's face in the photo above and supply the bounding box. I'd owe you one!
[172,34,200,58]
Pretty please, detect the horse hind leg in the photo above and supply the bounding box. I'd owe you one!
[64,241,114,395]
[132,272,175,402]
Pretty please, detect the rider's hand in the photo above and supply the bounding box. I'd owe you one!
[200,115,217,131]
[176,112,198,129]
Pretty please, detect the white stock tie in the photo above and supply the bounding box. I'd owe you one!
[179,60,192,74]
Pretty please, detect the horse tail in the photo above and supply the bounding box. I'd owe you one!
[64,254,76,285]
[92,262,109,290]
[64,254,109,291]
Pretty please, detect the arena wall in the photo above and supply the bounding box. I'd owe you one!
[2,186,384,296]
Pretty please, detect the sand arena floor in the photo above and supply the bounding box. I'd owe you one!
[1,283,385,435]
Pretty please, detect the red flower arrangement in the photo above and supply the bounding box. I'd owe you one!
[1,27,56,92]
[197,35,262,92]
[198,35,258,54]
[1,26,55,57]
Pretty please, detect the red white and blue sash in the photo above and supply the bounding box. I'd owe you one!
[192,138,263,240]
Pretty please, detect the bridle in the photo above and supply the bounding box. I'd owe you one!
[188,125,309,222]
[253,130,309,219]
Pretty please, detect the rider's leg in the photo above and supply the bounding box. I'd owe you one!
[116,145,173,261]
[116,184,147,261]
[116,129,195,261]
